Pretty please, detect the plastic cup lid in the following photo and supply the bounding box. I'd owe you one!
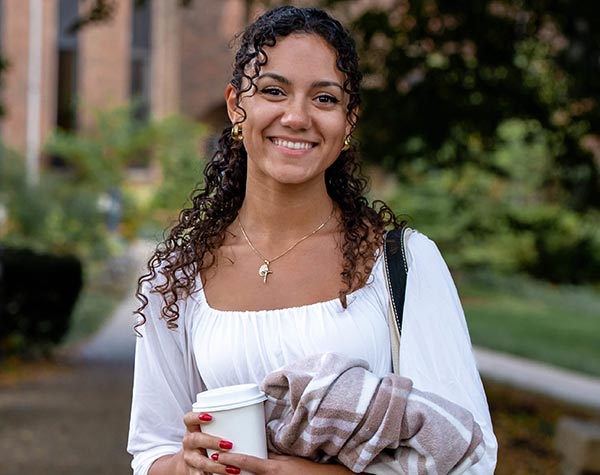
[192,383,267,412]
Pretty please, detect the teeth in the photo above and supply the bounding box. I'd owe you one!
[272,138,314,150]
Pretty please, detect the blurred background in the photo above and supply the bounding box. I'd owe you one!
[0,0,599,474]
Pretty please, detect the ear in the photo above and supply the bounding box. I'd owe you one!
[226,84,243,124]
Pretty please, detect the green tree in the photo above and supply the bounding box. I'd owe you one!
[387,118,600,281]
[316,0,600,211]
[44,105,207,239]
[45,105,156,190]
[255,0,600,280]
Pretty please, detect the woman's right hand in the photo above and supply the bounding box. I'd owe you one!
[179,414,356,475]
[181,411,241,475]
[150,411,240,475]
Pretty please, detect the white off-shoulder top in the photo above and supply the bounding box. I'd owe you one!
[127,231,498,474]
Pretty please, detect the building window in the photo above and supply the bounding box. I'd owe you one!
[131,0,151,122]
[56,0,79,131]
[0,0,5,126]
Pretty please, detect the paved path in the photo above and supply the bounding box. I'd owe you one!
[0,241,151,475]
[0,361,134,475]
[1,240,599,475]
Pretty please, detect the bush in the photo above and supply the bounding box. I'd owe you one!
[0,247,83,358]
[0,107,208,357]
[133,114,208,238]
[388,118,600,282]
[45,104,155,190]
[150,115,208,213]
[0,145,115,259]
[44,106,208,239]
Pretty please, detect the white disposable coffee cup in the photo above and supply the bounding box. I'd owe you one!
[192,383,268,474]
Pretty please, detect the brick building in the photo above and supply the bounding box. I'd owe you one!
[0,0,248,169]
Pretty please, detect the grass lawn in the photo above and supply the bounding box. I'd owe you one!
[458,271,600,377]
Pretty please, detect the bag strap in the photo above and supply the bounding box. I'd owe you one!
[383,226,412,374]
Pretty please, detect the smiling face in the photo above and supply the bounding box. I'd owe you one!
[226,33,353,189]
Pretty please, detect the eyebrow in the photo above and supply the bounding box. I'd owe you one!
[257,72,344,91]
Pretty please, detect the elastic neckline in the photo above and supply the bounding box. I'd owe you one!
[199,252,383,315]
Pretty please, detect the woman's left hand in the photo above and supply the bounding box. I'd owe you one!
[214,452,358,475]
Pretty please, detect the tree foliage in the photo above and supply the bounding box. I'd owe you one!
[387,118,600,281]
[293,0,600,281]
[2,0,598,282]
[318,0,600,212]
[43,105,207,240]
[1,106,207,258]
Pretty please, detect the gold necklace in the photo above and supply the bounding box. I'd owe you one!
[238,207,335,283]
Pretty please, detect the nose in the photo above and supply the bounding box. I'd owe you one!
[280,97,311,130]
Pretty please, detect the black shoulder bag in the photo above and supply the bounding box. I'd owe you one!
[383,226,412,374]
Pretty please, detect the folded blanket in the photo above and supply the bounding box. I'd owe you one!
[261,353,485,475]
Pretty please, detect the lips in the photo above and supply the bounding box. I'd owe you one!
[270,137,317,150]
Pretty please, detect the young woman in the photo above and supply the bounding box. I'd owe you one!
[128,6,497,475]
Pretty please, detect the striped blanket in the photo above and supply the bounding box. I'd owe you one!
[261,353,485,475]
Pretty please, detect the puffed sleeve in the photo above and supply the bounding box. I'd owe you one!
[399,232,498,474]
[127,276,205,475]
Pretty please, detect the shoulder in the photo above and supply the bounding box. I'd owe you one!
[385,228,445,272]
[400,230,461,307]
[403,229,447,272]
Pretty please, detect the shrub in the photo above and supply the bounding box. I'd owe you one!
[0,145,114,259]
[150,115,208,213]
[44,106,208,239]
[388,118,600,283]
[44,104,156,190]
[0,247,83,358]
[0,107,208,357]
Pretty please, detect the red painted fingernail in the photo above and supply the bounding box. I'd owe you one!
[210,453,219,461]
[219,440,233,450]
[198,413,213,422]
[226,467,240,475]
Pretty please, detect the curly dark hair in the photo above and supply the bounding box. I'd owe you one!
[135,6,401,329]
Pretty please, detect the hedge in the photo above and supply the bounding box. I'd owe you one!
[0,247,83,358]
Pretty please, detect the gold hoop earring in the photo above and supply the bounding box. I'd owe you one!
[231,124,243,142]
[342,136,351,151]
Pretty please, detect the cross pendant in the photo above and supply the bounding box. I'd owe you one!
[258,261,273,284]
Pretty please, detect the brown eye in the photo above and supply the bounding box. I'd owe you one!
[260,87,284,96]
[316,94,339,104]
